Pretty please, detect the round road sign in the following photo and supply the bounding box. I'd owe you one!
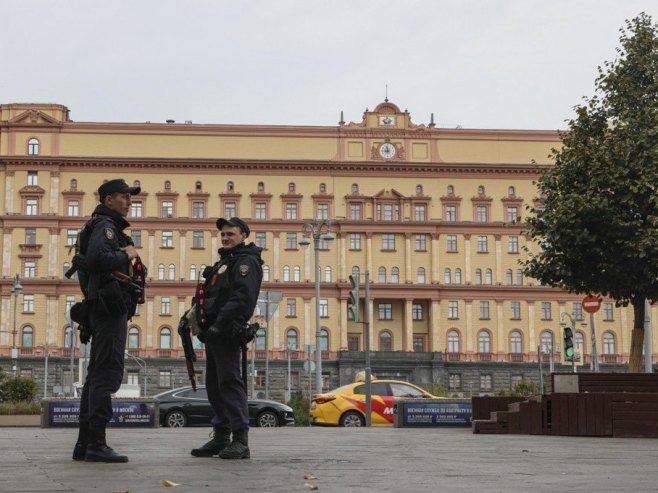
[582,295,602,314]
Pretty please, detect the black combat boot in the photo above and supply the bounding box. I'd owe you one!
[85,426,129,463]
[218,428,250,460]
[191,429,231,457]
[72,422,89,461]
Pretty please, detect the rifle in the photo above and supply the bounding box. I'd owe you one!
[178,314,197,391]
[66,253,143,294]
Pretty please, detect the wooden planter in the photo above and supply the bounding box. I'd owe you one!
[0,414,41,427]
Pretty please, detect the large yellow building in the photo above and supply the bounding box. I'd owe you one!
[0,101,652,397]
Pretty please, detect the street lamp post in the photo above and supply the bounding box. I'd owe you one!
[10,274,23,377]
[299,219,333,395]
[124,351,147,397]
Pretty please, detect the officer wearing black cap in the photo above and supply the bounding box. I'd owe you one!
[72,178,140,463]
[190,217,263,460]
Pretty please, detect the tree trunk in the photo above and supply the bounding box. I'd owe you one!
[628,298,645,373]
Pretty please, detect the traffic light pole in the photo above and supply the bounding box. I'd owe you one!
[364,270,371,427]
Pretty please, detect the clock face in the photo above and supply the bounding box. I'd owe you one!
[379,142,396,159]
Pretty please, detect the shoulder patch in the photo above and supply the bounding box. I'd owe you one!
[104,228,114,240]
[239,264,250,276]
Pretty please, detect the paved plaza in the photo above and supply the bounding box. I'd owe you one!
[0,426,657,492]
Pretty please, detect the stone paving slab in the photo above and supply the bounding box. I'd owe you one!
[0,426,657,492]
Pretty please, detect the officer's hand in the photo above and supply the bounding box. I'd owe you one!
[122,245,138,260]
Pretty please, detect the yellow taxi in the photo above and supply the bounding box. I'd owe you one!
[310,378,439,427]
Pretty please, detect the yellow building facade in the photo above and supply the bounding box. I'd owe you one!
[0,101,653,386]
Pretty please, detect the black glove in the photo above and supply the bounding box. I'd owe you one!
[78,325,92,344]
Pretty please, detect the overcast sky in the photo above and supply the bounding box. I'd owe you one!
[3,1,657,130]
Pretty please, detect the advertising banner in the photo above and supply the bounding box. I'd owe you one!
[397,400,472,427]
[46,400,157,427]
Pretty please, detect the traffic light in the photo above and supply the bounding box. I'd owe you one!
[563,327,575,361]
[348,274,359,321]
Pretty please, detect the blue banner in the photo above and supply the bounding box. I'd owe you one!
[400,401,472,427]
[47,401,157,427]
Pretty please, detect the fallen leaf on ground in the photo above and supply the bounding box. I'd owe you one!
[162,479,180,487]
[304,474,318,480]
[303,483,319,490]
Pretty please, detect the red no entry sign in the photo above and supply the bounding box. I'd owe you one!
[582,295,602,313]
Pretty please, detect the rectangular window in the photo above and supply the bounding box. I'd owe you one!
[412,303,423,320]
[192,201,205,218]
[480,374,493,391]
[511,374,524,388]
[192,231,204,248]
[25,228,37,245]
[349,233,361,250]
[161,201,174,218]
[224,201,236,218]
[319,299,328,317]
[448,373,462,391]
[479,301,490,319]
[159,370,172,388]
[255,202,267,220]
[541,302,552,320]
[572,302,584,321]
[349,203,362,220]
[255,232,267,248]
[131,201,143,218]
[66,295,75,312]
[445,205,457,222]
[477,235,488,253]
[448,300,459,319]
[507,206,519,223]
[603,302,614,321]
[161,296,171,315]
[23,294,34,313]
[381,234,395,251]
[26,199,38,215]
[67,200,80,217]
[415,234,427,251]
[27,171,38,186]
[127,371,139,386]
[317,203,329,220]
[162,231,173,248]
[508,236,519,253]
[378,303,393,320]
[66,229,78,246]
[286,298,296,317]
[348,335,360,351]
[286,232,297,249]
[476,206,488,222]
[510,301,521,320]
[24,260,36,278]
[377,203,399,221]
[413,336,425,352]
[414,204,426,221]
[285,203,298,219]
[131,230,142,248]
[447,235,458,252]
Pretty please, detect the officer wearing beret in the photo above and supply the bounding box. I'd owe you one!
[190,217,263,460]
[72,178,140,463]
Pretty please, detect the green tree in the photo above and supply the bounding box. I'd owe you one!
[524,13,658,372]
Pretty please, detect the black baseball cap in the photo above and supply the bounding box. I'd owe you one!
[98,179,141,201]
[216,217,250,237]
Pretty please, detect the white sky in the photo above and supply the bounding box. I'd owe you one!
[3,0,657,130]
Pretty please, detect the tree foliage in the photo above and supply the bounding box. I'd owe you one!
[524,13,658,371]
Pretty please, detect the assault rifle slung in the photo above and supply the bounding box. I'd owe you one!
[178,314,197,391]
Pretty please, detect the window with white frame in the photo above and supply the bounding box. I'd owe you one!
[541,302,552,320]
[26,199,38,215]
[509,331,523,353]
[192,231,204,248]
[286,233,297,249]
[417,267,426,284]
[317,203,329,220]
[508,236,519,253]
[168,264,175,280]
[349,233,361,250]
[415,234,427,251]
[448,301,459,319]
[162,231,173,248]
[381,234,395,250]
[161,201,174,218]
[224,201,236,218]
[378,267,386,283]
[445,205,457,222]
[414,204,426,221]
[480,374,493,391]
[510,301,521,319]
[447,330,460,352]
[293,266,301,282]
[319,299,328,317]
[455,268,462,284]
[324,266,332,282]
[506,206,519,223]
[475,206,488,222]
[23,294,34,313]
[285,203,298,219]
[603,332,616,354]
[65,295,75,312]
[24,260,36,278]
[159,370,172,388]
[477,235,488,253]
[255,202,267,219]
[391,267,399,284]
[66,229,77,246]
[255,232,266,248]
[447,235,457,252]
[412,303,423,320]
[158,264,165,280]
[349,203,362,220]
[572,302,584,321]
[448,373,462,390]
[192,201,205,218]
[603,302,614,321]
[287,298,296,317]
[160,328,171,349]
[378,303,392,320]
[478,331,491,353]
[131,201,143,218]
[27,171,38,186]
[25,228,37,245]
[67,200,80,216]
[27,139,40,156]
[161,296,171,315]
[444,268,451,284]
[283,266,290,281]
[479,301,490,319]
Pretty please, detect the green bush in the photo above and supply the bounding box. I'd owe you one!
[0,401,40,415]
[287,390,310,427]
[495,380,540,397]
[421,383,450,397]
[0,375,38,403]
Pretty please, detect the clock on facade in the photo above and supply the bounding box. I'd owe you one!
[379,142,396,159]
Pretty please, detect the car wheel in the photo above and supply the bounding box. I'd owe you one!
[340,410,365,427]
[256,410,279,427]
[165,410,187,428]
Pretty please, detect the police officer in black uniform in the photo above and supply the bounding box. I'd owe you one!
[72,178,140,463]
[191,217,263,460]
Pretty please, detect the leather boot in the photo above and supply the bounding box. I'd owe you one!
[219,428,250,460]
[85,426,129,463]
[72,423,89,461]
[191,429,231,457]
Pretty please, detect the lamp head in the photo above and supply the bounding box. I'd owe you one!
[298,237,311,248]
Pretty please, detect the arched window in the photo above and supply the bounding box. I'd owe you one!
[379,331,392,351]
[485,268,493,285]
[168,264,176,280]
[509,330,523,353]
[70,179,78,190]
[286,328,298,350]
[324,266,332,282]
[195,180,202,191]
[478,330,491,353]
[293,265,301,282]
[351,183,359,194]
[288,182,296,193]
[227,181,234,191]
[263,265,270,282]
[158,264,165,280]
[447,330,460,353]
[128,327,140,348]
[540,330,554,353]
[603,331,616,354]
[199,264,207,278]
[516,269,524,285]
[257,181,265,192]
[164,180,171,190]
[575,331,585,355]
[506,269,513,285]
[391,267,399,284]
[416,184,423,195]
[64,326,74,348]
[160,327,171,349]
[283,265,290,282]
[447,185,454,196]
[256,327,266,350]
[475,268,482,284]
[444,268,451,284]
[455,268,462,284]
[22,326,33,347]
[378,267,386,283]
[27,138,40,155]
[189,265,197,280]
[417,267,426,284]
[320,328,329,351]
